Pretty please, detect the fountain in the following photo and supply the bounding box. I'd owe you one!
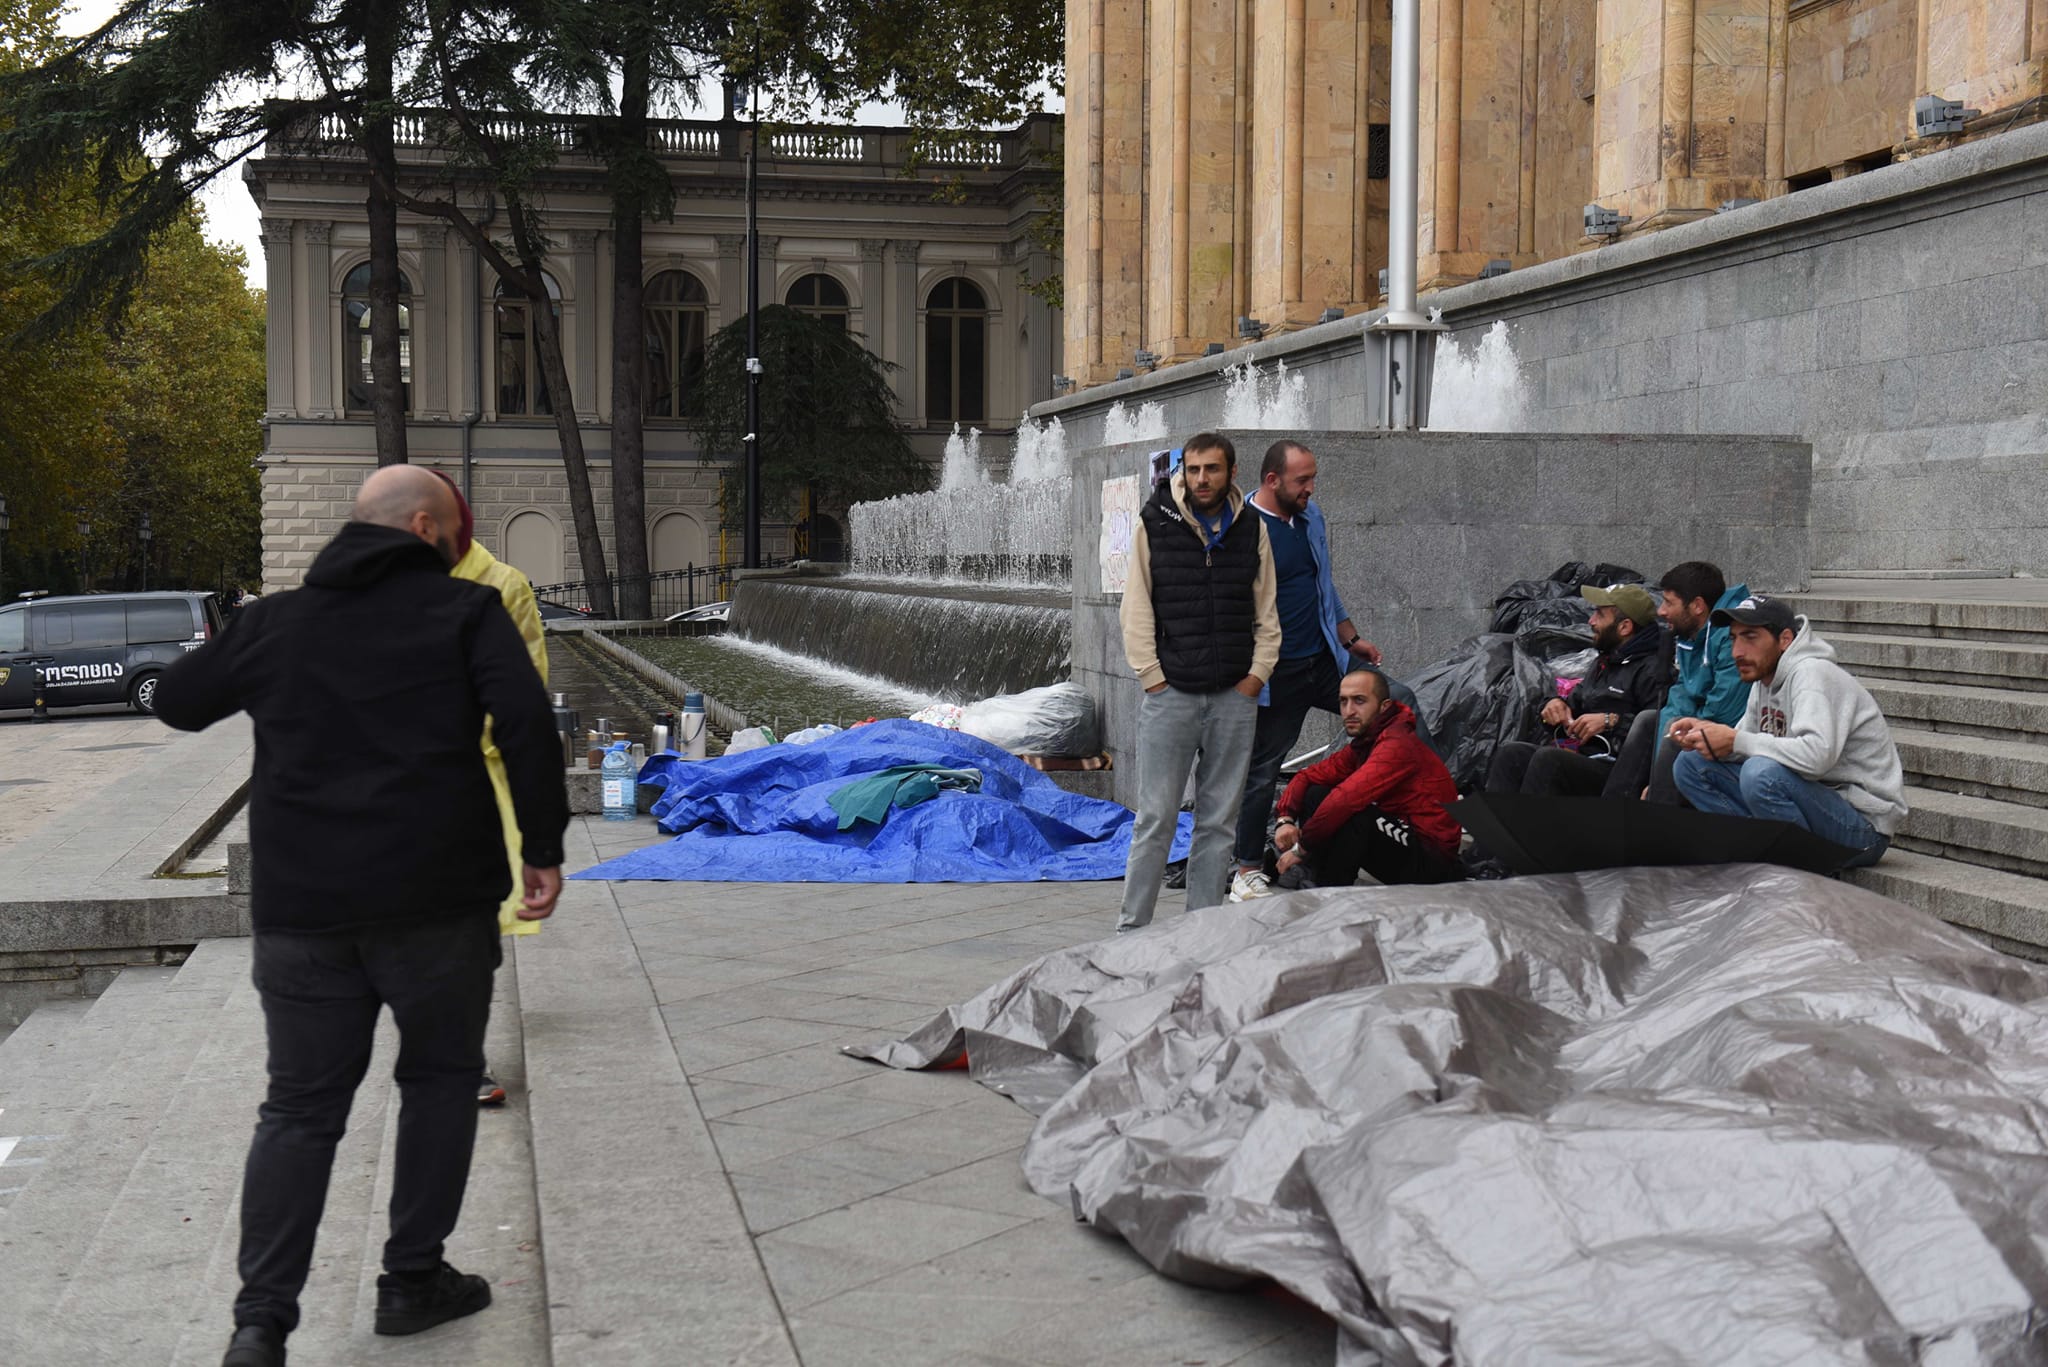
[1220,359,1311,429]
[1101,399,1168,446]
[1425,321,1530,432]
[937,423,990,490]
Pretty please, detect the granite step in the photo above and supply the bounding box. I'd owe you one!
[1895,787,2048,881]
[1893,726,2048,811]
[1788,595,2048,646]
[1861,679,2048,744]
[1827,633,2048,692]
[1848,849,2048,962]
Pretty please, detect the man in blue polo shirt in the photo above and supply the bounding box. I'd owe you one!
[1229,439,1436,902]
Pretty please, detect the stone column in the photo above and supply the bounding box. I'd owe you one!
[416,225,450,419]
[857,238,887,357]
[714,234,745,330]
[890,239,921,418]
[450,233,479,419]
[1065,0,1146,386]
[569,230,600,422]
[757,235,782,308]
[302,221,335,419]
[259,218,296,418]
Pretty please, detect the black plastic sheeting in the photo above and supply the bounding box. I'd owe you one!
[1489,560,1647,661]
[854,867,2048,1365]
[1403,634,1553,791]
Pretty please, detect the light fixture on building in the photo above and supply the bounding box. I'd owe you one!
[1479,259,1512,279]
[1717,198,1761,213]
[1913,94,1978,137]
[1583,204,1629,238]
[1238,316,1268,341]
[1115,367,1135,381]
[1202,342,1225,357]
[1133,348,1160,370]
[1319,307,1345,324]
[1052,374,1074,392]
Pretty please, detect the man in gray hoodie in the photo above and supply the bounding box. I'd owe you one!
[1669,594,1906,868]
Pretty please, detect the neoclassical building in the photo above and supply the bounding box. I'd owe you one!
[248,110,1062,591]
[1063,0,2048,385]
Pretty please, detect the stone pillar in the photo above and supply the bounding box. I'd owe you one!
[890,240,921,418]
[569,230,599,422]
[416,225,449,419]
[757,235,782,307]
[1415,0,1540,287]
[857,238,887,361]
[714,234,745,330]
[302,221,335,419]
[1064,0,1146,387]
[1137,0,1242,361]
[259,218,296,418]
[449,232,477,420]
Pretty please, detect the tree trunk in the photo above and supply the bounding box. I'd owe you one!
[504,200,614,618]
[607,42,653,619]
[362,1,407,465]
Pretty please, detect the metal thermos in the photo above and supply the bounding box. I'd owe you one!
[551,693,580,767]
[680,693,708,761]
[651,723,671,755]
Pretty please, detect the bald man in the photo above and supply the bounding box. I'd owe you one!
[157,464,569,1367]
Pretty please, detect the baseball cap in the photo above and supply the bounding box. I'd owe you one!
[1711,594,1798,633]
[1580,583,1657,627]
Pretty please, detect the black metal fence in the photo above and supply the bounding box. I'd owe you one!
[533,559,790,620]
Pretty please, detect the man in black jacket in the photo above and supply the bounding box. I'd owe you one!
[157,465,569,1367]
[1483,583,1668,798]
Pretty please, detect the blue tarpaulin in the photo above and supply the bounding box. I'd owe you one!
[571,720,1189,884]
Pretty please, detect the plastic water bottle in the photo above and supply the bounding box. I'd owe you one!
[601,741,635,822]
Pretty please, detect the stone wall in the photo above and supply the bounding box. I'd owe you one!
[1070,430,1811,806]
[1036,120,2048,577]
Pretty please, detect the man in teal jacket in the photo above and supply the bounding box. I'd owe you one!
[1603,560,1750,803]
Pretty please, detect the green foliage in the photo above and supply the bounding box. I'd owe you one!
[692,305,929,519]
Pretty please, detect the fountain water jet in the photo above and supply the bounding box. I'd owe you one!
[937,423,988,490]
[1102,399,1168,446]
[1220,359,1311,429]
[1425,321,1530,432]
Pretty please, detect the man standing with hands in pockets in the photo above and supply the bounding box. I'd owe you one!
[157,465,569,1367]
[1116,434,1282,931]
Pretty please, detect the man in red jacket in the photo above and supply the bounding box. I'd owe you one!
[1272,670,1463,888]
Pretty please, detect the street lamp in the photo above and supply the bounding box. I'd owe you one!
[75,507,91,592]
[138,510,152,591]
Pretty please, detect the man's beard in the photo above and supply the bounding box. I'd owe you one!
[1593,621,1623,654]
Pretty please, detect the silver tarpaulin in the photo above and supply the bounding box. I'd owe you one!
[850,866,2048,1364]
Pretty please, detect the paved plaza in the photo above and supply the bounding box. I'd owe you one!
[0,711,1331,1365]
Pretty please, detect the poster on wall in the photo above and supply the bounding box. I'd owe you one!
[1099,475,1141,596]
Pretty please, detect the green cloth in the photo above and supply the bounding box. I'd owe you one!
[828,765,984,830]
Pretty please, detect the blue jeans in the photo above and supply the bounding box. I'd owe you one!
[1232,653,1438,866]
[1671,752,1890,869]
[1121,684,1260,930]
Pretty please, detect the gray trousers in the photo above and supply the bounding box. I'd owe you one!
[1119,684,1260,930]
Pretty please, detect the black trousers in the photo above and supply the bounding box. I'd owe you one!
[1294,783,1462,887]
[1484,740,1614,798]
[235,913,501,1333]
[1600,710,1687,804]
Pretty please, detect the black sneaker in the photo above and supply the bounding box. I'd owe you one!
[221,1324,286,1366]
[374,1262,492,1336]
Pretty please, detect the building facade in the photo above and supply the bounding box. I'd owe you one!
[1062,0,2048,386]
[248,110,1061,593]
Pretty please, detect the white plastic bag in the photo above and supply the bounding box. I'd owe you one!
[907,703,965,731]
[784,723,843,746]
[958,683,1100,757]
[723,725,777,755]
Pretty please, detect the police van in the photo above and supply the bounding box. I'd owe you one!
[0,591,226,716]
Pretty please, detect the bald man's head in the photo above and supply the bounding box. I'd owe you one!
[352,465,462,566]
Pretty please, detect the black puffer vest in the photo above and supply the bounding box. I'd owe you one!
[1141,478,1264,692]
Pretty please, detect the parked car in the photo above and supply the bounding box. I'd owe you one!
[664,601,730,625]
[0,591,226,716]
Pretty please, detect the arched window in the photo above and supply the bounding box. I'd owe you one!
[925,277,986,424]
[644,270,709,419]
[786,272,849,330]
[495,272,562,417]
[503,510,563,585]
[342,263,412,415]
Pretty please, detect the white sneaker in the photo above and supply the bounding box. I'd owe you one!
[1228,868,1274,902]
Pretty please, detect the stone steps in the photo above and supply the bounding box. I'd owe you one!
[1793,595,2048,647]
[1862,679,2048,743]
[1895,786,2048,881]
[1893,726,2048,810]
[1847,850,2048,961]
[1827,632,2048,693]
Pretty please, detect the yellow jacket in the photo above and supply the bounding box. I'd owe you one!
[452,541,550,934]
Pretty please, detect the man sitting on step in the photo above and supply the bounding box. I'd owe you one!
[1670,593,1906,869]
[1269,669,1464,889]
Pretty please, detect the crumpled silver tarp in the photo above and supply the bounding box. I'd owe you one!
[850,866,2048,1365]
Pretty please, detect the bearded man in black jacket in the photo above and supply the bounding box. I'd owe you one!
[157,465,569,1367]
[1483,583,1669,798]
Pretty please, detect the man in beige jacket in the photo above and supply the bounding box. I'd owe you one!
[1116,433,1281,931]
